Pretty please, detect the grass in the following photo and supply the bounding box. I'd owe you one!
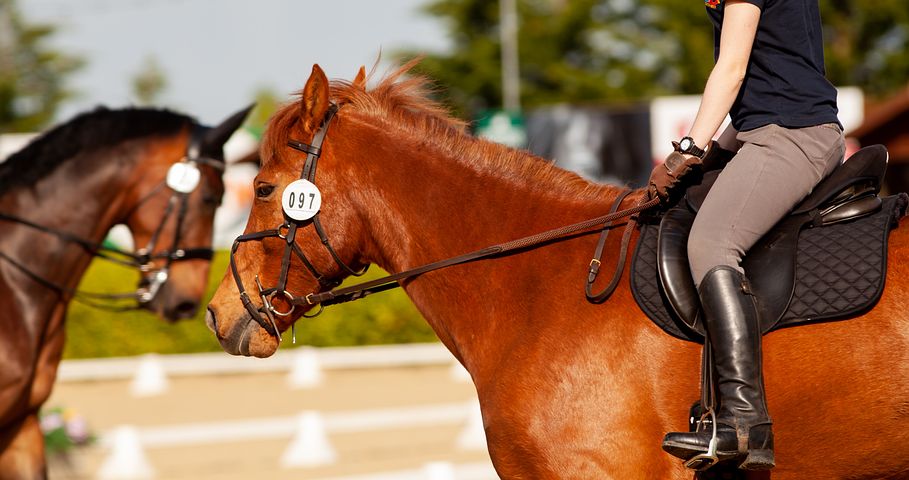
[63,252,436,359]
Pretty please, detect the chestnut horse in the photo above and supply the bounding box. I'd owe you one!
[207,64,909,479]
[0,105,250,478]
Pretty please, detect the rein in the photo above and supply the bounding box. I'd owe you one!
[0,128,220,310]
[229,102,659,338]
[301,195,655,308]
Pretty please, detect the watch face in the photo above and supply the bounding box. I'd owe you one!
[680,138,693,151]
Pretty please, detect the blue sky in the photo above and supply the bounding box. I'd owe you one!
[22,0,450,124]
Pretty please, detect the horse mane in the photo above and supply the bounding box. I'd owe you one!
[0,106,193,196]
[265,61,615,200]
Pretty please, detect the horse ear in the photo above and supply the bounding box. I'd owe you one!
[233,149,261,167]
[203,103,255,151]
[300,65,330,131]
[352,66,367,89]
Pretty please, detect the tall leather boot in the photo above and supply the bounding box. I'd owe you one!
[662,266,774,470]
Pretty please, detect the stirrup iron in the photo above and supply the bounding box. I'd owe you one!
[684,407,719,471]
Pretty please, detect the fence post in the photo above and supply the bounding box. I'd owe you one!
[280,410,337,468]
[449,360,472,383]
[130,354,168,397]
[423,461,457,480]
[286,347,323,389]
[457,400,487,451]
[96,425,155,480]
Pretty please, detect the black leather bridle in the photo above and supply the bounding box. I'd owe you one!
[227,102,661,340]
[228,104,367,337]
[0,127,219,310]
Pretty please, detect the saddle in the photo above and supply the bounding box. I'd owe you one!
[630,145,909,342]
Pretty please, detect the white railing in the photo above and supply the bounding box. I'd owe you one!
[58,343,459,381]
[58,343,472,396]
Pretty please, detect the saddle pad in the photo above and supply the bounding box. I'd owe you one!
[630,194,908,343]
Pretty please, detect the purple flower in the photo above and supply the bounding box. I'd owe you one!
[40,413,64,433]
[65,416,90,444]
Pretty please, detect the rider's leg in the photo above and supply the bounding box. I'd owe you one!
[662,123,844,470]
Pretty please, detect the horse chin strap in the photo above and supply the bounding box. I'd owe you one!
[229,103,368,339]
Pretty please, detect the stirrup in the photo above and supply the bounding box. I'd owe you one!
[684,407,719,471]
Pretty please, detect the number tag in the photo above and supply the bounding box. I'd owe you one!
[166,162,201,193]
[281,179,322,221]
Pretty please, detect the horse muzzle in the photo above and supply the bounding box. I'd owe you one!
[206,306,278,357]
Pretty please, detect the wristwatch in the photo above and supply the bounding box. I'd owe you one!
[674,136,706,159]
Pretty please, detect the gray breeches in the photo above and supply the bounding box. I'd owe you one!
[688,123,846,286]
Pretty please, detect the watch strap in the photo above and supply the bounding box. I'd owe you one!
[673,137,706,159]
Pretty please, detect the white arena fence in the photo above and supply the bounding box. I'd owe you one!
[56,343,488,479]
[57,343,473,393]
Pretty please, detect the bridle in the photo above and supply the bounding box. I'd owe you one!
[228,103,660,340]
[0,126,220,310]
[229,104,368,337]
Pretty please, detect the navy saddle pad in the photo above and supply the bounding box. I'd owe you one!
[630,194,908,343]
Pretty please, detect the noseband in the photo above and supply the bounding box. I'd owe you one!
[228,104,367,338]
[0,126,219,309]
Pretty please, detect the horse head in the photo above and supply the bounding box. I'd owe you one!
[126,105,252,320]
[207,65,372,356]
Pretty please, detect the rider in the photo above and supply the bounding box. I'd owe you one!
[647,0,844,470]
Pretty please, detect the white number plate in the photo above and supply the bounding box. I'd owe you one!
[166,162,201,193]
[281,179,322,221]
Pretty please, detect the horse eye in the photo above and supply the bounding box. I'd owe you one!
[256,185,275,198]
[203,194,222,207]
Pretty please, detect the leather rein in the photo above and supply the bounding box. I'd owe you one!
[0,128,220,310]
[229,104,658,339]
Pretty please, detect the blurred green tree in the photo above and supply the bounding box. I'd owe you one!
[821,0,909,97]
[0,0,83,132]
[244,87,281,139]
[400,0,909,119]
[131,55,168,105]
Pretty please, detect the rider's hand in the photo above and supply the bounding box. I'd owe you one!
[647,149,708,203]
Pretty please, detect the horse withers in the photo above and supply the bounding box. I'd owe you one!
[207,63,909,479]
[0,105,251,478]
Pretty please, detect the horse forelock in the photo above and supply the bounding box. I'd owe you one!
[263,61,624,201]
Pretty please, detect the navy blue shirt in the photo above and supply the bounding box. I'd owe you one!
[707,0,841,131]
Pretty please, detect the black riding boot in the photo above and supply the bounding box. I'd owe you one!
[662,266,774,470]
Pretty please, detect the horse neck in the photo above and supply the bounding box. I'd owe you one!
[340,115,622,370]
[0,140,158,290]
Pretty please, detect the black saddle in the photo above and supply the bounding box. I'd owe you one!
[631,145,909,342]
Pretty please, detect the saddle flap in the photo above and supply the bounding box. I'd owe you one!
[656,205,703,334]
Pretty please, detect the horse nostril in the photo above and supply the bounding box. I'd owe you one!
[205,307,219,336]
[173,301,199,319]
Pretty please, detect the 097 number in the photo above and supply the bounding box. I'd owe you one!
[288,192,316,210]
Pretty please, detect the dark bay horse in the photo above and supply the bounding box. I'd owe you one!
[207,64,909,479]
[0,105,250,478]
